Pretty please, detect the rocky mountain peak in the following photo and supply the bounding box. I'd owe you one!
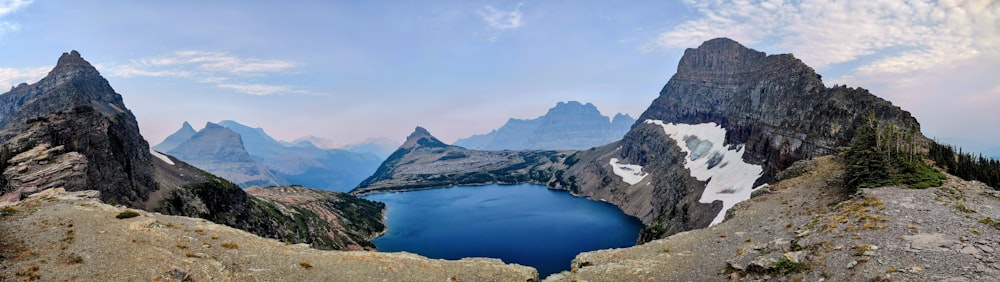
[153,121,198,152]
[674,37,769,81]
[400,126,446,149]
[546,101,600,116]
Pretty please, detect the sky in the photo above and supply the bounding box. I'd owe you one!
[0,0,997,154]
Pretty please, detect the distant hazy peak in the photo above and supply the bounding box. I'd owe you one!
[401,126,447,149]
[152,121,199,152]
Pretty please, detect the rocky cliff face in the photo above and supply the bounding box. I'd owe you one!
[0,51,386,252]
[167,122,286,187]
[351,127,571,196]
[152,121,196,152]
[0,51,158,207]
[453,101,635,150]
[556,38,925,241]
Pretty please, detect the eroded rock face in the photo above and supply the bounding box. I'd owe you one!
[0,51,158,206]
[556,38,924,242]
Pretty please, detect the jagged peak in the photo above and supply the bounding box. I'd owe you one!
[49,50,100,76]
[400,126,447,149]
[181,121,194,130]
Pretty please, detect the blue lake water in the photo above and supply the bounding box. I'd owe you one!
[363,184,643,277]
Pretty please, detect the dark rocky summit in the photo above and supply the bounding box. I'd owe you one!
[453,101,635,150]
[0,51,385,251]
[550,38,925,242]
[0,50,158,207]
[153,121,196,152]
[166,122,285,187]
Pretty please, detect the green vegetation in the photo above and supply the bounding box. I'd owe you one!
[115,210,140,219]
[1,206,16,217]
[845,111,945,189]
[771,257,809,275]
[978,217,1000,230]
[929,141,1000,190]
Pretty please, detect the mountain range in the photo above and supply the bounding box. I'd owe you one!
[155,120,383,191]
[354,38,926,242]
[453,101,635,150]
[4,39,1000,281]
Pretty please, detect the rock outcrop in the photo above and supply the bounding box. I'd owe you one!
[0,189,538,281]
[453,101,635,150]
[0,50,158,207]
[350,127,571,196]
[167,122,286,187]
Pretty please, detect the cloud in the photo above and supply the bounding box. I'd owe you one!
[217,83,305,96]
[477,3,523,30]
[652,0,1000,74]
[0,66,48,89]
[107,51,304,96]
[0,0,32,39]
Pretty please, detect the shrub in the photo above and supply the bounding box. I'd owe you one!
[299,261,313,269]
[220,242,239,249]
[115,210,140,219]
[771,257,808,275]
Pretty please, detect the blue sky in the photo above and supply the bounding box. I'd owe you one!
[0,1,998,154]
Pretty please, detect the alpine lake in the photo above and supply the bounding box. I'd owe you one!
[363,184,643,277]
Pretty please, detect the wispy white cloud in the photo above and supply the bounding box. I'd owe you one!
[0,0,32,39]
[476,3,524,41]
[0,66,48,89]
[107,51,304,96]
[652,0,1000,75]
[217,83,306,96]
[477,3,524,31]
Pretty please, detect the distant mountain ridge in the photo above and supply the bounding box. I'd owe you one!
[453,101,635,150]
[156,120,383,191]
[166,122,285,187]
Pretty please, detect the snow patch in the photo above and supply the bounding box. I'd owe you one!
[609,158,648,185]
[150,149,174,165]
[645,120,763,226]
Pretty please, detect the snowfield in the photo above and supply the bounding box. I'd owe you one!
[609,158,648,185]
[646,120,763,225]
[150,149,175,165]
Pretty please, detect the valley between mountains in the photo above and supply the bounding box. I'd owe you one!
[2,38,999,281]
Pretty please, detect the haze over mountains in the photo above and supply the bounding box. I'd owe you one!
[156,120,383,191]
[453,101,634,150]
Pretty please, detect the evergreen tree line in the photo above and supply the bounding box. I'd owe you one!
[928,141,1000,190]
[844,111,945,189]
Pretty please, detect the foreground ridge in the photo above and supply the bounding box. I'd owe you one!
[0,189,539,281]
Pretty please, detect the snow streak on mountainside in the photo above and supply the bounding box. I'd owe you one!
[608,158,647,185]
[646,120,763,225]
